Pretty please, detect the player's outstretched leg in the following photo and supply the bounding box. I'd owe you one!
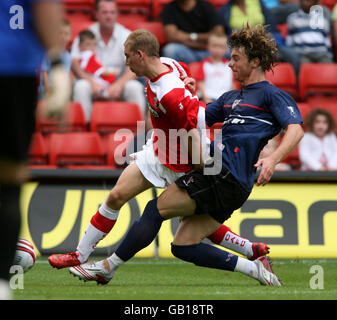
[69,198,163,284]
[207,224,270,260]
[48,162,153,269]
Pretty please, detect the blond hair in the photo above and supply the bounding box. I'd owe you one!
[124,29,160,58]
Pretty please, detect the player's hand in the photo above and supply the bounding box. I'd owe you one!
[182,76,196,94]
[44,65,71,120]
[254,157,277,186]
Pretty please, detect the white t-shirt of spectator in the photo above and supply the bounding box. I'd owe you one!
[71,22,131,77]
[195,58,233,100]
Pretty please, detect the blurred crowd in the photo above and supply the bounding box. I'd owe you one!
[36,0,337,171]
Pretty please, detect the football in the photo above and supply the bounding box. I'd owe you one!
[14,238,36,272]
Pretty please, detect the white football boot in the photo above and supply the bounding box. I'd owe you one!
[254,256,282,287]
[69,259,114,285]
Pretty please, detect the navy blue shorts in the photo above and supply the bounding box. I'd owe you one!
[175,166,250,223]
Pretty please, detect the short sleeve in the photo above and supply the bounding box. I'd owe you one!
[160,88,199,131]
[267,89,303,128]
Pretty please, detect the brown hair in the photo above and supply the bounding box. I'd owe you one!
[124,29,160,58]
[95,0,116,11]
[228,24,278,72]
[305,108,335,133]
[79,29,96,43]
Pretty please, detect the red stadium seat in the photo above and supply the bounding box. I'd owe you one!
[266,63,297,100]
[106,131,135,167]
[61,0,94,12]
[151,0,171,20]
[116,0,151,19]
[321,0,337,11]
[296,102,314,130]
[66,12,94,44]
[127,21,167,46]
[36,101,87,135]
[298,63,337,101]
[283,145,301,170]
[188,61,201,79]
[209,0,230,9]
[49,132,105,167]
[90,101,143,134]
[28,132,48,166]
[277,23,288,39]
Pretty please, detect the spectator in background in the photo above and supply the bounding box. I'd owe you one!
[38,18,72,99]
[71,0,146,122]
[194,33,235,103]
[332,3,337,60]
[262,0,299,24]
[286,0,334,65]
[218,0,301,75]
[299,109,337,170]
[77,30,118,98]
[160,0,224,64]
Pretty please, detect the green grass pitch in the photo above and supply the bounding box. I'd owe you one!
[13,257,337,300]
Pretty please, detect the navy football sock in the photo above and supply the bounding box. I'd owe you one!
[171,242,238,271]
[115,199,163,262]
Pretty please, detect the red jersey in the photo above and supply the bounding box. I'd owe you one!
[146,57,206,172]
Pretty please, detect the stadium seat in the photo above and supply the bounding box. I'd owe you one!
[296,102,313,130]
[66,12,94,44]
[321,0,337,11]
[116,0,151,19]
[188,61,201,79]
[151,0,171,20]
[283,145,301,170]
[28,132,48,166]
[277,24,288,39]
[298,63,337,101]
[106,131,135,167]
[36,101,87,135]
[61,0,94,12]
[90,101,144,134]
[49,132,106,167]
[209,0,230,9]
[266,63,297,100]
[127,21,167,46]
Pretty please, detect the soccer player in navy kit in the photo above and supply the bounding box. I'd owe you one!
[0,0,70,299]
[70,25,303,286]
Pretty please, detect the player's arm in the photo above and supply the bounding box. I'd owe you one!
[33,0,71,119]
[255,124,304,186]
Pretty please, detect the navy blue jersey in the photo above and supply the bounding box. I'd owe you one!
[0,0,56,76]
[206,81,302,192]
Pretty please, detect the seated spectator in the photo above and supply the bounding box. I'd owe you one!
[194,33,235,103]
[38,18,72,99]
[286,0,334,65]
[160,0,224,64]
[78,30,118,98]
[218,0,301,75]
[299,109,337,170]
[262,0,299,24]
[71,0,146,122]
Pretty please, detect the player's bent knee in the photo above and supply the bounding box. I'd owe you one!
[106,189,127,210]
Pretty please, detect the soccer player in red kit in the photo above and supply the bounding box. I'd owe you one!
[48,29,267,272]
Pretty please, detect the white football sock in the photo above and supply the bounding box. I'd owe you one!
[76,203,119,263]
[234,256,258,280]
[219,230,253,258]
[107,253,125,272]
